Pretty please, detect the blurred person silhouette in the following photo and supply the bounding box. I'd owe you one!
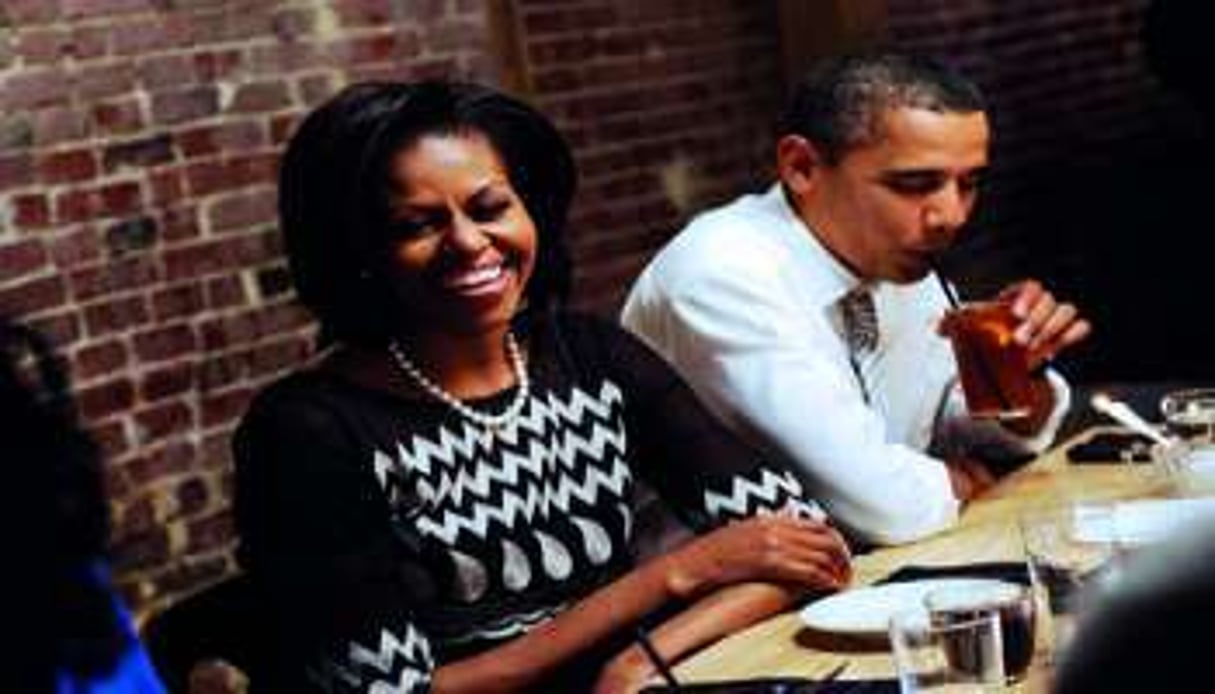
[0,317,165,693]
[234,80,851,693]
[1054,523,1215,693]
[622,53,1091,546]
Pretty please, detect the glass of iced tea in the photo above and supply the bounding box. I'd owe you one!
[940,301,1035,420]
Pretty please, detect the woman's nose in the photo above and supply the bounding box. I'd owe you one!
[444,211,491,255]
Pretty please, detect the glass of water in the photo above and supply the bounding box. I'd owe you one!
[889,608,1005,693]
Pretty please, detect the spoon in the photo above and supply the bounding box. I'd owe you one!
[1089,392,1174,446]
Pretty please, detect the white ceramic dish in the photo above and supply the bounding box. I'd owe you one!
[798,578,1015,637]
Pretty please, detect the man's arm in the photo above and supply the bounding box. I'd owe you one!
[623,252,959,546]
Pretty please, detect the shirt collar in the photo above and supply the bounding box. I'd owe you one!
[760,183,868,309]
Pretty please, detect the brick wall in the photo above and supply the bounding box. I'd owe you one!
[1,0,495,613]
[514,0,785,313]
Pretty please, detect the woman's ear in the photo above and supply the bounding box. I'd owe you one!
[776,135,823,197]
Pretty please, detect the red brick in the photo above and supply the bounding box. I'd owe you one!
[63,0,154,20]
[152,556,232,597]
[196,351,248,391]
[205,275,247,309]
[200,387,253,428]
[207,188,277,232]
[103,134,174,172]
[132,323,196,362]
[0,154,34,189]
[199,428,234,468]
[77,60,136,100]
[38,148,98,184]
[3,67,72,110]
[126,439,196,486]
[88,419,131,459]
[162,232,278,280]
[151,282,204,321]
[92,99,145,135]
[116,495,159,536]
[186,510,235,554]
[77,377,136,419]
[111,527,170,572]
[137,53,197,90]
[269,112,301,145]
[104,461,132,500]
[140,363,195,401]
[33,106,90,147]
[2,0,60,22]
[0,275,66,315]
[228,81,291,113]
[184,153,277,196]
[12,194,51,228]
[134,400,194,444]
[26,311,82,348]
[54,181,145,224]
[69,257,158,301]
[83,295,150,336]
[175,476,210,516]
[14,28,71,64]
[160,206,201,243]
[148,168,184,207]
[0,239,49,283]
[194,49,244,81]
[151,86,220,126]
[48,226,102,269]
[75,339,130,381]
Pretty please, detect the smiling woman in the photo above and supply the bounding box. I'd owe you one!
[235,81,852,693]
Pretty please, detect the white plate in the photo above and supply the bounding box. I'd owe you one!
[798,578,1013,637]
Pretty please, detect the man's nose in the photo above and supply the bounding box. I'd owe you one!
[923,182,971,231]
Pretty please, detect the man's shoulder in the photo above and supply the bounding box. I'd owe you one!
[640,190,788,282]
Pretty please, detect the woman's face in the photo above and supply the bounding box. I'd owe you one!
[381,132,537,339]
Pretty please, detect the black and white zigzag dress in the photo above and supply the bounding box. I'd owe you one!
[234,313,824,692]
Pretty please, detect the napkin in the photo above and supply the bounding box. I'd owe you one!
[877,560,1030,586]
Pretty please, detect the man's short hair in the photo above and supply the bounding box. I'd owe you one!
[779,53,987,163]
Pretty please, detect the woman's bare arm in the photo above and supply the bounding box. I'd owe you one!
[433,516,849,693]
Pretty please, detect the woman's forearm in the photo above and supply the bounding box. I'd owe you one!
[432,554,683,693]
[595,582,804,693]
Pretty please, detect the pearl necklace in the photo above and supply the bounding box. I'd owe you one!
[386,332,530,434]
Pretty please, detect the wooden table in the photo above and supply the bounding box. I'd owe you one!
[672,427,1185,687]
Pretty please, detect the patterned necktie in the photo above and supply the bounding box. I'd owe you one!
[839,288,879,355]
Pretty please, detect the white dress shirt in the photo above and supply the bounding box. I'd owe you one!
[621,185,1070,544]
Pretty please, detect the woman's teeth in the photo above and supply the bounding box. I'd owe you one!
[445,264,503,289]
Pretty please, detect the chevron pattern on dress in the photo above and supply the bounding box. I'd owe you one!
[703,467,826,522]
[309,623,434,694]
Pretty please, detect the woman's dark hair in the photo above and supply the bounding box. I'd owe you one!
[780,52,987,164]
[1,317,123,685]
[279,80,577,347]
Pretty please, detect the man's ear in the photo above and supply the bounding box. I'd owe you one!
[776,135,824,196]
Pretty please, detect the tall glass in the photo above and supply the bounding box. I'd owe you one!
[940,302,1035,421]
[924,581,1036,684]
[889,609,1005,693]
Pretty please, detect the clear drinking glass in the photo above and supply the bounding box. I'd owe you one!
[924,581,1036,684]
[889,608,1005,693]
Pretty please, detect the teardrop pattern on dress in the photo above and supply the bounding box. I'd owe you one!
[535,530,573,580]
[448,549,489,603]
[571,516,613,565]
[501,538,532,592]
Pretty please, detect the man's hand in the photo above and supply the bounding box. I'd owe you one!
[999,279,1091,370]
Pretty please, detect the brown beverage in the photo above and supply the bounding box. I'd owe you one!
[927,582,1037,683]
[941,301,1035,420]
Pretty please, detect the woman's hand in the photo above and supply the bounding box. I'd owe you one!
[663,514,851,599]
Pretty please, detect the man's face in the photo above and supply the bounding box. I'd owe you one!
[799,106,990,283]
